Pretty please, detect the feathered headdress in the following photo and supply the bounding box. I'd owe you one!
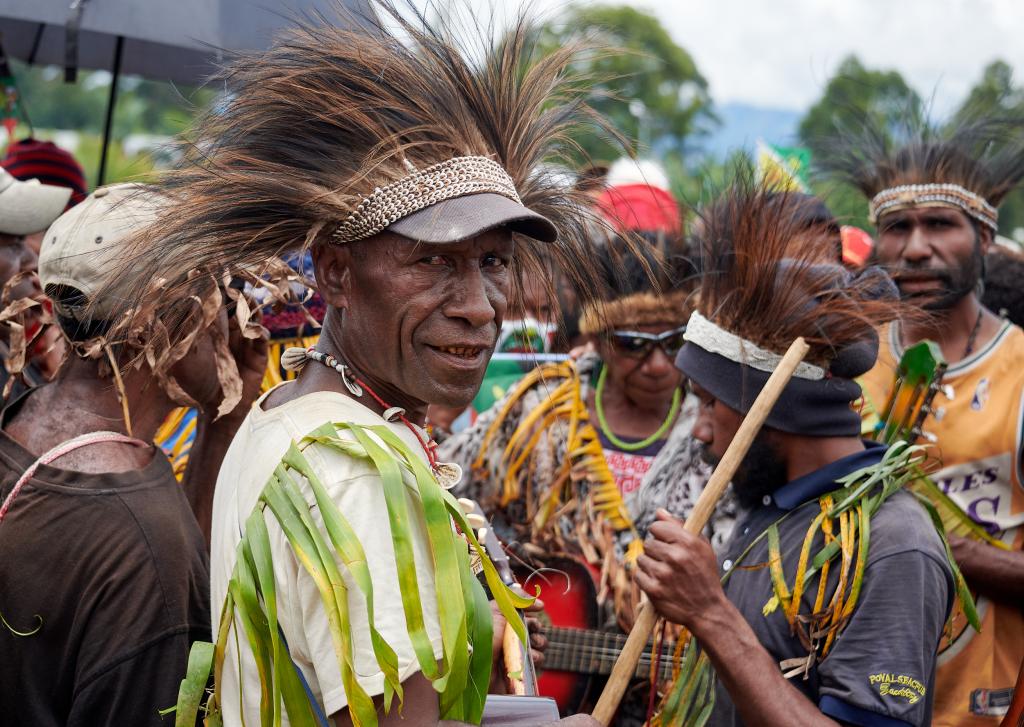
[815,109,1024,232]
[577,233,694,335]
[677,178,900,435]
[115,0,624,340]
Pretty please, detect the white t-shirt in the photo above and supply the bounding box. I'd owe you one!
[210,386,445,725]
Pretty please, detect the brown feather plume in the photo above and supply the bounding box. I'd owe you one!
[693,173,902,369]
[113,0,628,342]
[813,106,1024,207]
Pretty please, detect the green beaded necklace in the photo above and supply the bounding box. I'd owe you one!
[594,365,681,452]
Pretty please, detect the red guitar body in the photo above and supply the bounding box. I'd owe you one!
[515,556,602,715]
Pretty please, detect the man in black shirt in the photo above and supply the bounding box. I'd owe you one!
[0,184,267,725]
[0,411,210,726]
[635,185,956,727]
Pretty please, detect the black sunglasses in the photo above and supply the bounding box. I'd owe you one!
[610,325,687,359]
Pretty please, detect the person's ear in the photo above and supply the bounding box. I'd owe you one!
[313,242,352,310]
[978,224,994,255]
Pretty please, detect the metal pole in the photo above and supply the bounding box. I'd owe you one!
[97,35,124,187]
[488,352,570,363]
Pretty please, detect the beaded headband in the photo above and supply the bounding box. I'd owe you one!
[684,311,827,381]
[868,183,998,231]
[332,155,522,244]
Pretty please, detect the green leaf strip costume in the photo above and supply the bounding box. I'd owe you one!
[173,422,532,727]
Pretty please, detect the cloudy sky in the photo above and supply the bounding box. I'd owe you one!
[605,0,1023,113]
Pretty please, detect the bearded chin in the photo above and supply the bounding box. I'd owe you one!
[727,434,789,510]
[908,242,984,311]
[913,273,977,311]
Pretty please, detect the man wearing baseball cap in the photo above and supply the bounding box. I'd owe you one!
[111,3,621,724]
[0,183,269,726]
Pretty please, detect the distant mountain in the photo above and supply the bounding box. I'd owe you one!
[694,102,804,159]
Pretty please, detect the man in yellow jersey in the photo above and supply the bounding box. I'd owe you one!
[822,114,1024,725]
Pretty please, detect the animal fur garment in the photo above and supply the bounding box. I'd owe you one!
[577,289,692,335]
[439,353,642,628]
[624,415,737,551]
[113,0,634,345]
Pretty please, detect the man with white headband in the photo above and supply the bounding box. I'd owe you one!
[828,116,1024,726]
[634,183,962,727]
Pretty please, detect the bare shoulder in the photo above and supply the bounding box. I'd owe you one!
[6,426,156,473]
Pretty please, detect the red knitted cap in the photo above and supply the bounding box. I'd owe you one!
[2,138,87,209]
[595,183,681,235]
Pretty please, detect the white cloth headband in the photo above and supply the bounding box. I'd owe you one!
[684,311,827,381]
[868,183,998,232]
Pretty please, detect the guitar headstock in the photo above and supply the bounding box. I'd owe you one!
[872,340,947,445]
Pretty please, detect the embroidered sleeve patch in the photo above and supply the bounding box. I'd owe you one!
[869,673,926,704]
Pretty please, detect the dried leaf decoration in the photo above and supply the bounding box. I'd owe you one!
[0,272,51,400]
[172,421,532,727]
[469,360,645,626]
[474,361,634,531]
[648,442,978,724]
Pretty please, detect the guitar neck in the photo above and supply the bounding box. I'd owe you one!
[541,625,677,681]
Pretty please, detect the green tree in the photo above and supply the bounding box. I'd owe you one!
[9,64,109,134]
[5,60,215,184]
[10,60,211,138]
[953,60,1024,123]
[952,60,1024,239]
[798,55,922,229]
[799,55,922,151]
[536,4,715,168]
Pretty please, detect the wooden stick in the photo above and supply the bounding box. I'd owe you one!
[592,337,811,725]
[503,622,527,695]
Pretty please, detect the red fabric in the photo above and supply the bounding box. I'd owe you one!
[841,225,874,267]
[2,138,87,208]
[595,183,681,235]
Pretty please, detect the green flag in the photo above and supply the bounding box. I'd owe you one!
[757,140,811,193]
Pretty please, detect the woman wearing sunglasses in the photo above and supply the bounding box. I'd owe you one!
[573,292,691,498]
[439,241,699,623]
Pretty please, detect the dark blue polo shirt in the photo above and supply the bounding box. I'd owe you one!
[709,442,953,727]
